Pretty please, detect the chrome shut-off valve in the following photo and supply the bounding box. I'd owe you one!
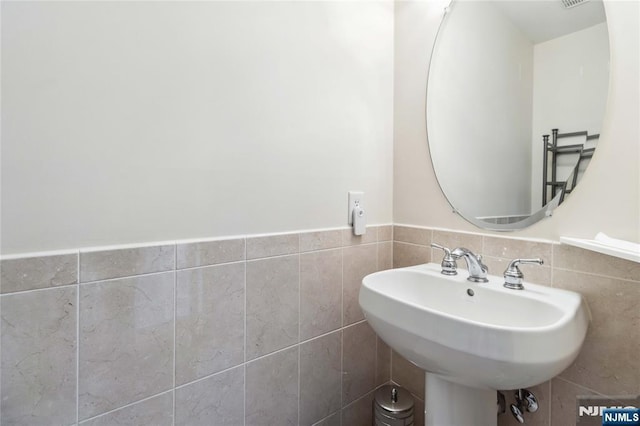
[509,389,539,423]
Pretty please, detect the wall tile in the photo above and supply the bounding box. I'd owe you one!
[313,411,341,426]
[391,351,425,400]
[176,238,245,269]
[553,269,640,395]
[175,366,244,426]
[79,272,174,420]
[1,287,77,426]
[246,255,299,359]
[414,396,425,426]
[80,244,175,282]
[343,321,377,405]
[80,392,173,426]
[1,253,78,294]
[377,225,393,242]
[342,227,378,246]
[378,241,393,271]
[393,242,430,268]
[176,262,245,385]
[550,378,598,426]
[498,382,550,426]
[300,249,342,340]
[393,225,431,245]
[483,256,551,286]
[432,229,482,257]
[246,347,299,426]
[246,233,298,260]
[343,244,377,325]
[300,230,343,252]
[376,336,391,387]
[341,390,375,426]
[300,331,342,425]
[483,236,552,265]
[553,243,640,282]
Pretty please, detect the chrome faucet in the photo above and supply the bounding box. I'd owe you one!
[451,247,489,283]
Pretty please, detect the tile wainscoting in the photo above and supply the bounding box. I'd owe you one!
[2,224,638,426]
[0,226,393,426]
[391,225,640,426]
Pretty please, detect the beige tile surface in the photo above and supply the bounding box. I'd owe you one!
[78,272,174,420]
[391,351,425,400]
[80,392,173,426]
[376,337,391,387]
[246,255,299,360]
[313,411,341,426]
[393,225,431,245]
[342,322,377,405]
[414,396,425,426]
[484,236,552,265]
[175,366,244,426]
[246,233,298,259]
[341,390,375,426]
[176,263,245,385]
[554,269,640,395]
[343,244,377,325]
[176,238,245,269]
[553,243,640,282]
[299,230,343,252]
[377,225,393,242]
[342,227,378,246]
[1,287,77,426]
[378,241,393,271]
[550,378,598,426]
[1,253,78,293]
[432,229,482,256]
[300,249,342,340]
[300,331,342,425]
[246,347,298,426]
[393,242,430,268]
[80,244,175,282]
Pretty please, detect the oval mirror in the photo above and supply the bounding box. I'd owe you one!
[427,0,610,230]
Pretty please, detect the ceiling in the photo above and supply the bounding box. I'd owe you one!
[492,0,607,44]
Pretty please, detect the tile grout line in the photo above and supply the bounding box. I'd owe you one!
[79,390,175,424]
[76,250,80,425]
[297,236,301,426]
[548,380,553,425]
[243,238,247,426]
[0,282,80,297]
[340,245,345,425]
[172,246,177,426]
[553,376,614,397]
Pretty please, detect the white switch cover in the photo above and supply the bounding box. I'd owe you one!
[348,191,364,225]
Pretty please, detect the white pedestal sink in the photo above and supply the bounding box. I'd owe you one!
[359,263,589,426]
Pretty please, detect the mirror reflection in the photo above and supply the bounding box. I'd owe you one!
[427,0,609,230]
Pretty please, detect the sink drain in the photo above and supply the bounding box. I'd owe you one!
[467,289,474,296]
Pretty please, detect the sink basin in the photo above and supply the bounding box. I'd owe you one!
[359,263,589,425]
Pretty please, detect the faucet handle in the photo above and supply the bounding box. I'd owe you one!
[431,243,457,276]
[503,259,544,290]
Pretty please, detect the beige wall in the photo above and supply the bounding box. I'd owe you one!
[394,0,640,243]
[1,1,394,254]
